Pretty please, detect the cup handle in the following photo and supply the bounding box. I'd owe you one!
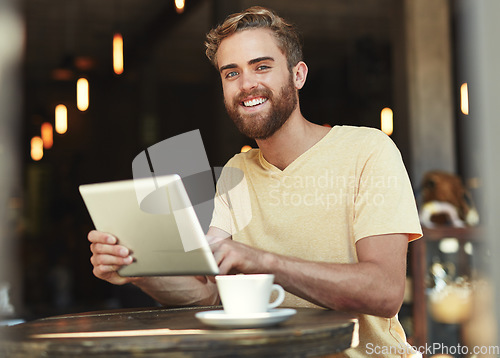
[268,284,285,310]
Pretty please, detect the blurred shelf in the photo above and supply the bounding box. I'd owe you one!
[422,226,482,242]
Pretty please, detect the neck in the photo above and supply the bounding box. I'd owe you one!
[255,110,330,171]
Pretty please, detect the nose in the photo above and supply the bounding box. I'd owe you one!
[240,71,258,92]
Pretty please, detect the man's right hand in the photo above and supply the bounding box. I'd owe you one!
[88,229,220,306]
[88,230,137,285]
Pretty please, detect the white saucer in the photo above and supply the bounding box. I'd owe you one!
[195,308,297,329]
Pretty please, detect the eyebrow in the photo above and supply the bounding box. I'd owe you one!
[219,56,275,73]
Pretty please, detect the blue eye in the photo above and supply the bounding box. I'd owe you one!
[225,71,238,79]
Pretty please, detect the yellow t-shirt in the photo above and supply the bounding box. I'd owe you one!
[210,125,422,357]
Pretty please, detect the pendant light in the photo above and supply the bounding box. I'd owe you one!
[55,104,68,134]
[381,107,393,136]
[41,122,53,149]
[31,136,43,161]
[113,33,124,75]
[461,83,469,115]
[77,77,89,111]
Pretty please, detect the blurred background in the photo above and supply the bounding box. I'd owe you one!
[1,0,499,356]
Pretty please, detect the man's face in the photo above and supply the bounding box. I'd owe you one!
[216,28,298,140]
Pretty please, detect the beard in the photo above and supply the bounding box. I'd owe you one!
[224,75,298,140]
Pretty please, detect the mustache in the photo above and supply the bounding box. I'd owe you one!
[234,88,273,104]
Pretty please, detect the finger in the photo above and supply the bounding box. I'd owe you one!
[211,248,225,266]
[94,264,122,274]
[92,265,120,281]
[90,242,130,257]
[216,251,238,275]
[217,260,232,275]
[93,266,130,285]
[91,253,133,267]
[211,239,235,266]
[88,230,117,245]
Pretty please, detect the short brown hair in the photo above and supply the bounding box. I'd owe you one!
[205,6,303,71]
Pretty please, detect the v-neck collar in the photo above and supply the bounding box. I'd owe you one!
[257,127,336,174]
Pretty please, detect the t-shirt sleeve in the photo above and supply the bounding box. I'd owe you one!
[353,132,422,243]
[209,159,252,236]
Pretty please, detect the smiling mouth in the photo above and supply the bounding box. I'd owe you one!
[242,97,268,107]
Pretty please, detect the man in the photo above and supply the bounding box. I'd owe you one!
[89,7,422,357]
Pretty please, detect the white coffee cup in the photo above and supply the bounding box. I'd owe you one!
[215,274,285,315]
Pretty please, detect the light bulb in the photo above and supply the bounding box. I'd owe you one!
[461,83,469,115]
[41,122,53,149]
[241,145,252,153]
[175,0,185,14]
[77,77,89,111]
[113,33,124,75]
[31,136,43,161]
[55,104,67,134]
[381,107,393,136]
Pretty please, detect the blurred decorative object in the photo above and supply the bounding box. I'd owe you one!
[420,201,466,228]
[429,263,473,324]
[0,281,24,325]
[380,107,393,136]
[77,77,89,111]
[240,145,252,153]
[0,281,23,326]
[438,237,459,254]
[429,283,472,324]
[113,33,124,75]
[419,170,479,228]
[55,104,68,134]
[30,136,43,161]
[41,122,53,149]
[429,261,455,293]
[460,82,469,115]
[463,241,473,255]
[0,282,14,316]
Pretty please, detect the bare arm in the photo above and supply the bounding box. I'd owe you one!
[210,232,408,318]
[88,230,219,307]
[131,275,219,307]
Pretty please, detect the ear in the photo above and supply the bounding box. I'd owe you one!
[292,61,308,90]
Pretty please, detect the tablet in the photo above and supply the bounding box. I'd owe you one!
[79,175,219,276]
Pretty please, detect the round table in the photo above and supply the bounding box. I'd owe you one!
[0,306,358,357]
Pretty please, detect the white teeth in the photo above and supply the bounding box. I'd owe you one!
[243,97,267,107]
